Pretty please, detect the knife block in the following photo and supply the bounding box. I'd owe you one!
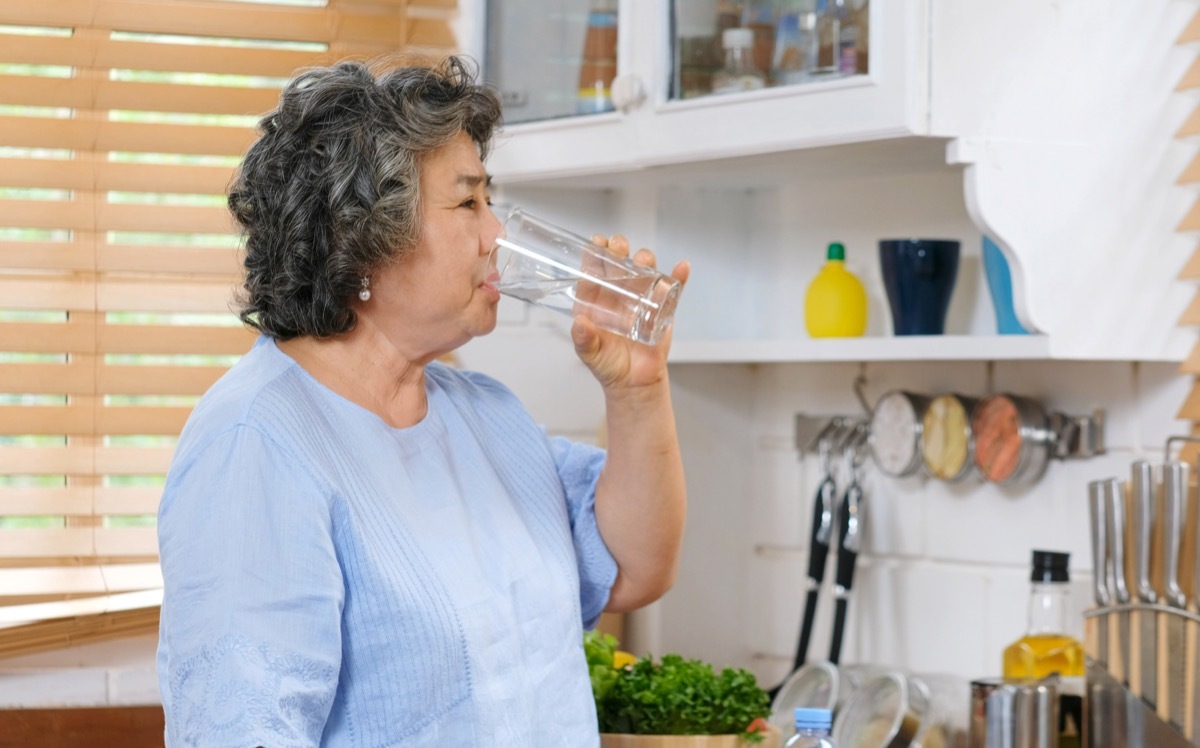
[1085,604,1200,746]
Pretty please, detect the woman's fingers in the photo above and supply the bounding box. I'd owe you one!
[671,260,690,286]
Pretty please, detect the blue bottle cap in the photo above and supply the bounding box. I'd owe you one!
[794,706,832,730]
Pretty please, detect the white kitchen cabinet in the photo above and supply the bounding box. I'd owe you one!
[466,0,1198,362]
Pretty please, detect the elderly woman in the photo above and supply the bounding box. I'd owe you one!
[155,57,688,747]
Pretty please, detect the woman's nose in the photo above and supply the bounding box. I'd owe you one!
[480,208,502,253]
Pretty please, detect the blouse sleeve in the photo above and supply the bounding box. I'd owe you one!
[547,435,618,630]
[157,425,343,748]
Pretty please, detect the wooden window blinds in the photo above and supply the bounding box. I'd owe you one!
[0,0,456,638]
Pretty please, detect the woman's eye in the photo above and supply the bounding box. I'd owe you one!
[460,198,476,209]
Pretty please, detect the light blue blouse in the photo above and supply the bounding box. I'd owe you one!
[157,336,617,747]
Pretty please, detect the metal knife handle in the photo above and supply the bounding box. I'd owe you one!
[1132,460,1157,603]
[1104,478,1130,603]
[1163,461,1188,608]
[1088,479,1112,607]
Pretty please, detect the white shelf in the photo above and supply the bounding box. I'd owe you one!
[668,335,1052,364]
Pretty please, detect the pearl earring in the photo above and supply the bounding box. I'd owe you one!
[358,277,371,302]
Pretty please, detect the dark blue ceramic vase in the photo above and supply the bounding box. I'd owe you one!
[878,239,961,335]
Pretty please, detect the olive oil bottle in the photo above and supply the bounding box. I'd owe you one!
[1002,550,1083,748]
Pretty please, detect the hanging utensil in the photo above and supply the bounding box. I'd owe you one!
[787,420,843,677]
[829,422,869,665]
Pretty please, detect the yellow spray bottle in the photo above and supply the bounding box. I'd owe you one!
[804,242,867,338]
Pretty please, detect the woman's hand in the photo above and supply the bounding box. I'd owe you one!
[570,234,690,394]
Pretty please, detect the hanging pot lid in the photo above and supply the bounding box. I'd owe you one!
[920,394,978,482]
[972,393,1053,485]
[870,390,930,478]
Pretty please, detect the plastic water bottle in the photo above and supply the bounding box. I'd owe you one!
[783,707,836,748]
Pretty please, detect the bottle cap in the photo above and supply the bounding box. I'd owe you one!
[794,707,833,730]
[722,27,755,50]
[1031,549,1070,583]
[827,242,846,261]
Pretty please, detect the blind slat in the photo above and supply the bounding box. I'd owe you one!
[1182,339,1200,375]
[0,199,235,235]
[1,320,93,353]
[0,486,165,517]
[0,446,176,476]
[0,564,161,596]
[98,278,238,313]
[0,0,407,45]
[0,243,94,272]
[0,487,93,515]
[98,364,226,395]
[100,246,242,276]
[0,116,256,157]
[0,321,252,355]
[0,75,282,118]
[0,35,322,78]
[0,405,192,436]
[97,406,193,436]
[1180,290,1200,325]
[1181,8,1200,44]
[1179,195,1200,232]
[0,277,95,312]
[97,324,255,355]
[0,242,243,275]
[0,527,157,558]
[0,406,94,436]
[2,157,234,199]
[0,362,223,396]
[0,361,93,395]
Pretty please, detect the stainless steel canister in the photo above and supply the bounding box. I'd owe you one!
[968,677,1058,748]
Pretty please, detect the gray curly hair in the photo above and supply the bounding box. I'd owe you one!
[229,56,503,340]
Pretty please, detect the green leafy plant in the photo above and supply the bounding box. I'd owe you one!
[584,630,621,705]
[585,632,770,743]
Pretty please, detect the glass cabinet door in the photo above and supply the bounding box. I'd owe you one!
[485,0,619,124]
[671,0,868,101]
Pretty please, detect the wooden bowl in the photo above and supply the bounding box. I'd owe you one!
[600,725,782,748]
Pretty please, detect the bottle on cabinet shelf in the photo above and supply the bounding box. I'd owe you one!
[804,242,867,338]
[813,0,840,76]
[577,0,618,114]
[814,0,866,77]
[772,0,818,85]
[740,0,777,79]
[712,27,767,94]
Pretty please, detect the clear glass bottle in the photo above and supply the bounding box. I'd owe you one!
[741,0,777,79]
[813,0,839,76]
[849,0,869,74]
[576,0,618,114]
[784,707,836,748]
[1002,549,1084,748]
[712,27,767,94]
[831,0,857,75]
[772,0,818,86]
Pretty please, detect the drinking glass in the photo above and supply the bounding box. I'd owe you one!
[490,206,682,346]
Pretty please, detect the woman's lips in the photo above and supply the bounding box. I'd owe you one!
[480,270,501,302]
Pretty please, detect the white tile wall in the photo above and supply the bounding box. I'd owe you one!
[662,356,1193,690]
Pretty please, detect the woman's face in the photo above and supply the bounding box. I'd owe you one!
[362,131,502,360]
